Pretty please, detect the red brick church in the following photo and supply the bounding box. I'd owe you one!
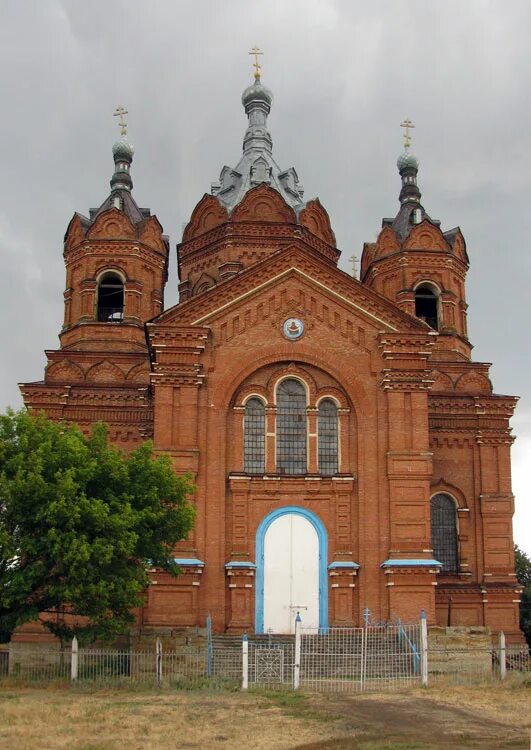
[21,68,522,641]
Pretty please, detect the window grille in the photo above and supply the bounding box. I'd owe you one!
[431,493,458,573]
[244,398,265,474]
[318,399,338,475]
[97,273,124,322]
[415,284,438,330]
[276,379,307,474]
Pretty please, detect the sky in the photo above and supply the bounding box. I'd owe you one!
[0,0,529,552]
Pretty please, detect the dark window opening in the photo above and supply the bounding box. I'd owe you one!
[318,399,338,475]
[97,273,124,322]
[277,378,307,475]
[244,398,265,474]
[431,493,458,573]
[415,284,439,330]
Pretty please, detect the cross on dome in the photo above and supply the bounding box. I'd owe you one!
[400,118,415,150]
[249,46,263,81]
[114,105,129,137]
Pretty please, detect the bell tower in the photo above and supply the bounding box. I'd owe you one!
[360,122,471,360]
[21,110,169,448]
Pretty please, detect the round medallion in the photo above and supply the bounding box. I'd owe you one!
[282,318,305,340]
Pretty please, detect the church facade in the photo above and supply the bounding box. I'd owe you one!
[20,73,523,641]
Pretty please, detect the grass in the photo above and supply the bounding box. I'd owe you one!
[0,681,528,750]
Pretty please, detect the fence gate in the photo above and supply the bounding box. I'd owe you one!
[242,621,423,692]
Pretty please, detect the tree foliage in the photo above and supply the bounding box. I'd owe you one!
[0,410,195,643]
[514,544,531,646]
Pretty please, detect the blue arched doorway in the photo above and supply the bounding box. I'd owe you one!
[255,506,328,633]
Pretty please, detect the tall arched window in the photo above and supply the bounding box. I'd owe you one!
[318,399,338,475]
[244,398,265,474]
[97,272,124,322]
[277,379,307,475]
[415,284,439,330]
[431,493,458,573]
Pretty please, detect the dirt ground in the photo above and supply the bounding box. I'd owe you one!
[0,681,528,750]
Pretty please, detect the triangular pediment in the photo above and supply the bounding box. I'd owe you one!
[154,245,429,335]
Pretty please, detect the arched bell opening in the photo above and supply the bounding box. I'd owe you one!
[414,282,440,330]
[97,272,124,322]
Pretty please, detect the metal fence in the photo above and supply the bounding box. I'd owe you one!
[2,619,529,692]
[428,641,531,685]
[298,623,422,692]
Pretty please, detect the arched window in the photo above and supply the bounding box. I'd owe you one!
[415,284,439,330]
[244,398,265,474]
[431,493,458,573]
[97,272,124,322]
[318,399,338,475]
[276,379,307,475]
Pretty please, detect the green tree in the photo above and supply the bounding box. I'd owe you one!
[0,410,195,643]
[514,544,531,646]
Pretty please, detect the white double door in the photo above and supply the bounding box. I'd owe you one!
[263,513,320,634]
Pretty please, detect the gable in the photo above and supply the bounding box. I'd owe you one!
[155,245,428,336]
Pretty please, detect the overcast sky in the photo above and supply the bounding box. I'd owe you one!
[0,0,529,552]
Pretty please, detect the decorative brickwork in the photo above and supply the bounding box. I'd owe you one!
[18,87,522,643]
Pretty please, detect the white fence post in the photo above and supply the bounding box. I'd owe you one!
[71,637,78,682]
[156,638,162,687]
[242,633,248,690]
[420,609,428,687]
[499,631,506,680]
[293,612,301,690]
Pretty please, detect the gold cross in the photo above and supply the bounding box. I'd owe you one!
[114,105,128,137]
[400,118,415,150]
[349,255,359,278]
[249,46,263,81]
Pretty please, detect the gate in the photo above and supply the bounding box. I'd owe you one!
[243,619,424,692]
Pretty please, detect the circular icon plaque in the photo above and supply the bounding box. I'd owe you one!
[282,318,305,340]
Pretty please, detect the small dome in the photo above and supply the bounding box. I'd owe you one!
[397,150,419,171]
[242,79,273,109]
[112,138,134,160]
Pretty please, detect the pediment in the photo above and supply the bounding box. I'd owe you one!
[64,213,87,250]
[182,194,229,242]
[298,199,336,245]
[87,208,136,240]
[374,226,400,258]
[403,220,450,251]
[138,215,166,252]
[155,245,428,337]
[231,184,296,224]
[449,228,469,264]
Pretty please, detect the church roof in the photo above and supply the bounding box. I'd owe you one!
[85,134,152,227]
[210,74,306,213]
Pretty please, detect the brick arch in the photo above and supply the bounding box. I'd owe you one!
[126,362,151,383]
[430,370,454,393]
[455,371,492,394]
[138,215,166,252]
[216,347,370,421]
[298,199,336,246]
[95,266,128,283]
[46,359,85,383]
[315,385,349,409]
[87,207,136,240]
[182,194,229,242]
[231,184,296,224]
[403,221,449,251]
[233,383,269,407]
[85,360,125,383]
[64,213,86,250]
[192,272,216,296]
[430,480,468,510]
[373,225,400,260]
[267,362,319,405]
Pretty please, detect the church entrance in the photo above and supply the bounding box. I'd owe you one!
[255,506,328,634]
